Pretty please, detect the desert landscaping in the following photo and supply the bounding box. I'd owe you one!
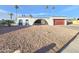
[0,25,78,53]
[0,5,79,53]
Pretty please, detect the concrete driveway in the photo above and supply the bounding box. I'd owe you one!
[61,25,79,53]
[62,25,79,31]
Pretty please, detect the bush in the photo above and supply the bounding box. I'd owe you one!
[0,20,6,26]
[0,20,15,27]
[5,20,15,27]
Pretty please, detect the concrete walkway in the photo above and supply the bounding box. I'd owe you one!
[61,25,79,53]
[62,34,79,53]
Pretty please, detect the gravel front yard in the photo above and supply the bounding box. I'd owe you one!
[0,25,78,53]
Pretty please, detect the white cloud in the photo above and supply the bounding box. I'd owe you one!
[20,13,47,15]
[0,9,48,20]
[0,9,8,13]
[32,13,47,15]
[0,9,9,20]
[0,9,16,20]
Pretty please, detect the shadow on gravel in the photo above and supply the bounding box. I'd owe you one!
[34,43,56,53]
[0,26,30,35]
[34,32,79,53]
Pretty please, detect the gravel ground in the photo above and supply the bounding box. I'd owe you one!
[0,25,78,53]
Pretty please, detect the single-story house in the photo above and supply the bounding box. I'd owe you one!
[72,18,79,25]
[15,16,67,26]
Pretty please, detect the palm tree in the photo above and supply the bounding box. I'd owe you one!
[29,14,33,18]
[45,5,48,9]
[52,6,55,16]
[9,13,13,20]
[52,6,55,9]
[45,5,55,16]
[14,5,19,20]
[45,5,55,9]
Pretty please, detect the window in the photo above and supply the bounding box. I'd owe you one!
[18,19,23,26]
[25,19,29,25]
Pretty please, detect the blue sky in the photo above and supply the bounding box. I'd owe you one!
[0,5,79,19]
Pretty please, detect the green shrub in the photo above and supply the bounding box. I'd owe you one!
[0,20,15,27]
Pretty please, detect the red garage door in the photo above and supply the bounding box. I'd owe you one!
[54,19,64,25]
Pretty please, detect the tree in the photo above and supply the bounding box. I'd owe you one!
[29,14,33,18]
[45,5,55,16]
[5,20,14,27]
[45,5,48,9]
[0,19,6,26]
[0,19,14,27]
[14,5,19,20]
[52,6,55,9]
[9,13,13,20]
[45,5,55,9]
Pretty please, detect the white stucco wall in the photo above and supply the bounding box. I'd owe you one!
[30,18,53,25]
[16,16,67,26]
[16,17,31,25]
[16,17,53,26]
[64,20,67,25]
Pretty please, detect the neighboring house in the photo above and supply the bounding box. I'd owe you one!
[15,16,67,26]
[72,18,79,25]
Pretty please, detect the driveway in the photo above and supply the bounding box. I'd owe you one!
[0,26,30,35]
[62,25,79,31]
[61,25,79,53]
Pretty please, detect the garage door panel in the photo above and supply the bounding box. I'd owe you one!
[54,19,64,25]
